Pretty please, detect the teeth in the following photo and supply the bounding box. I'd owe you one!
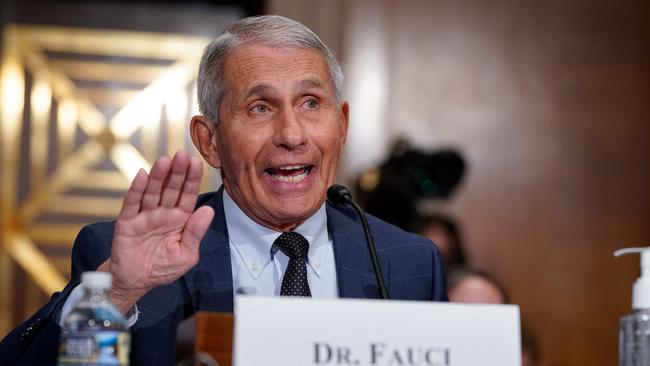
[267,164,311,184]
[278,165,306,170]
[271,170,309,183]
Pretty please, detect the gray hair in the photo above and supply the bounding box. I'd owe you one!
[197,15,344,124]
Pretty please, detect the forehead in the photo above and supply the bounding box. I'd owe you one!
[221,43,333,95]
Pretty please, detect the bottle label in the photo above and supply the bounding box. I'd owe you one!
[58,330,131,365]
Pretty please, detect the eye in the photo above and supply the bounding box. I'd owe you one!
[250,104,269,113]
[304,99,319,109]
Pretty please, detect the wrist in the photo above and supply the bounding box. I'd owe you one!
[96,258,146,314]
[109,287,145,315]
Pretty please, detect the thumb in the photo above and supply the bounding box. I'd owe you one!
[181,205,215,253]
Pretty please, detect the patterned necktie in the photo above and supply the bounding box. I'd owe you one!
[273,232,312,297]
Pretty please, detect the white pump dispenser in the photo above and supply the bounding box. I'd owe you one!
[615,246,650,366]
[614,247,650,309]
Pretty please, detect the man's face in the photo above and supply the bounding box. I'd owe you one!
[212,43,348,231]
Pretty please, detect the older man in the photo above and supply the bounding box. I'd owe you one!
[1,15,447,364]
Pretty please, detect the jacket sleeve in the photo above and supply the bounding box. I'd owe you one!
[0,223,113,365]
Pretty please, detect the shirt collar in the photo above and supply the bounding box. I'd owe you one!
[223,189,329,279]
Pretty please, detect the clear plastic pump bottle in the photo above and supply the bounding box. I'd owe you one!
[58,271,131,365]
[615,247,650,366]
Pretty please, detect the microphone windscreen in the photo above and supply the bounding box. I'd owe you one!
[327,184,352,205]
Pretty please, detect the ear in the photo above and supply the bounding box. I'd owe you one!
[190,115,221,169]
[339,101,350,146]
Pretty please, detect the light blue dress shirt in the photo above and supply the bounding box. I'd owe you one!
[223,190,339,298]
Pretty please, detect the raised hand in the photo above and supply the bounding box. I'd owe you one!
[101,150,215,313]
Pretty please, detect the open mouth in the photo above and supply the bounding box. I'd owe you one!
[265,164,314,183]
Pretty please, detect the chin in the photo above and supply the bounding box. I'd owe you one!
[275,206,318,221]
[270,200,321,223]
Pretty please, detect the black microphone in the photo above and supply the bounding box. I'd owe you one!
[327,185,389,300]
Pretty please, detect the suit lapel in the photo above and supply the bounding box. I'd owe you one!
[192,187,235,312]
[327,203,390,299]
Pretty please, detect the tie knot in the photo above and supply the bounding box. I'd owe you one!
[274,232,309,260]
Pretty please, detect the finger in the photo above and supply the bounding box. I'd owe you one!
[118,169,148,219]
[177,157,204,212]
[141,156,171,210]
[181,205,214,255]
[160,150,190,207]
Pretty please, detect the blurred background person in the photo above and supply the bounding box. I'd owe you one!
[413,213,467,273]
[447,267,541,366]
[355,139,468,274]
[447,267,508,304]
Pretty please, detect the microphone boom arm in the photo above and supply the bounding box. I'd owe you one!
[328,185,389,300]
[348,199,390,300]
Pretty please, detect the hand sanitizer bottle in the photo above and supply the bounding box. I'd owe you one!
[615,247,650,366]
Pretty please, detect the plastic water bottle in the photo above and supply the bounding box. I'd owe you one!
[58,271,131,365]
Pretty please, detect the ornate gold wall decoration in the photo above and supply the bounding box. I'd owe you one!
[0,25,212,334]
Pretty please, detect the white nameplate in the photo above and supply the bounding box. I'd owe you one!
[233,296,520,366]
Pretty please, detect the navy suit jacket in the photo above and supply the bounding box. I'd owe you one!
[0,188,447,365]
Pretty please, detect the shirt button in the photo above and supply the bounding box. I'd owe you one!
[251,262,259,271]
[315,260,321,268]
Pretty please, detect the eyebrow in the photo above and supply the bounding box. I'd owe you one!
[240,78,328,102]
[242,84,274,101]
[297,78,326,91]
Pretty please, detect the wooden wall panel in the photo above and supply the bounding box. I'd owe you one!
[344,0,649,364]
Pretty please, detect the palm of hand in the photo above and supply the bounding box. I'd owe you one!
[105,151,214,309]
[112,208,198,291]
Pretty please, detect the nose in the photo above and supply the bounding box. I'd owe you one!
[273,108,306,150]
